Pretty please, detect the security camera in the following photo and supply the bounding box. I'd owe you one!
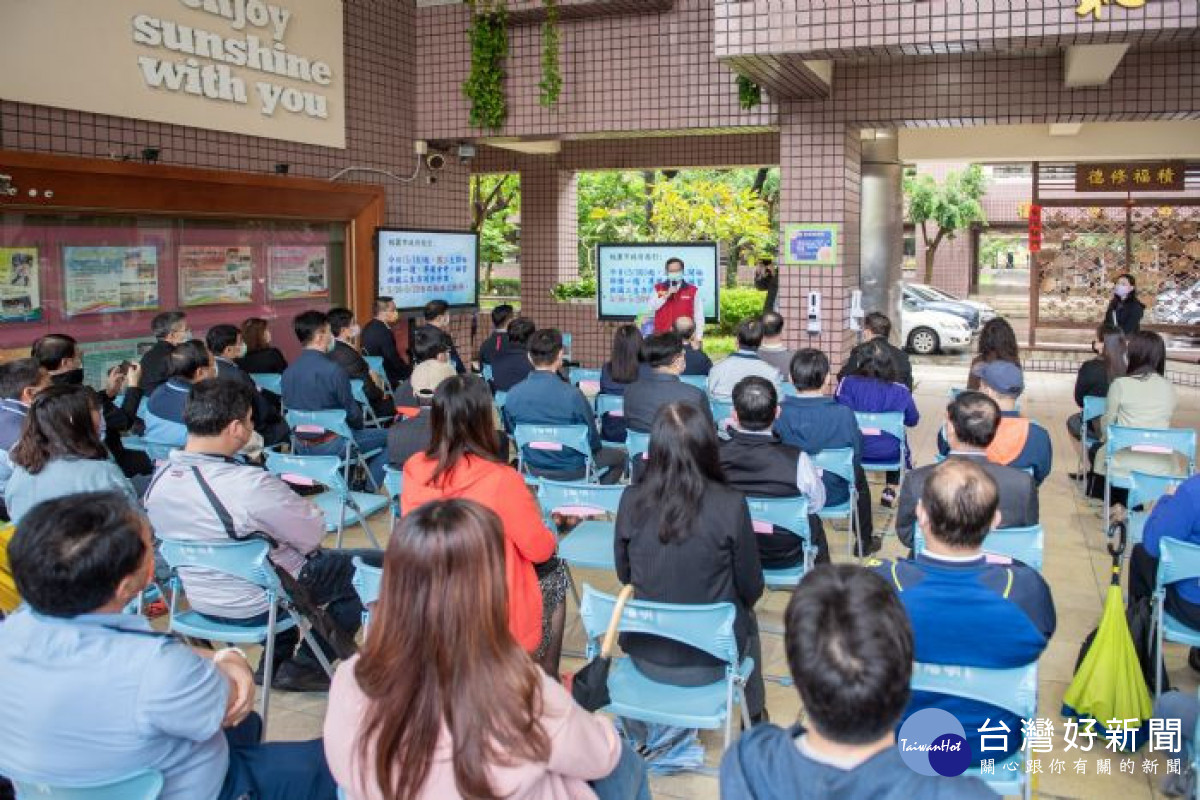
[457,144,477,164]
[425,153,446,172]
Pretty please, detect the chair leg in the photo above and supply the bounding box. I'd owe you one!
[261,602,278,740]
[336,499,346,549]
[293,609,336,678]
[1154,598,1164,698]
[723,677,735,751]
[359,512,382,550]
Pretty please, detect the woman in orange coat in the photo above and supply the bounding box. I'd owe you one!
[401,375,557,655]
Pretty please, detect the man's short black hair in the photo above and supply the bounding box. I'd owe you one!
[864,312,892,339]
[184,378,254,436]
[642,332,684,368]
[327,307,355,337]
[423,299,449,321]
[665,257,685,271]
[151,311,187,339]
[528,329,564,367]
[920,459,1000,549]
[412,327,449,363]
[205,324,241,357]
[947,391,1001,448]
[732,376,777,432]
[761,311,785,337]
[785,565,913,744]
[293,310,329,346]
[167,340,211,381]
[507,317,536,347]
[491,304,515,329]
[736,317,765,349]
[30,333,78,371]
[789,348,829,391]
[9,491,147,617]
[374,296,395,315]
[0,358,44,400]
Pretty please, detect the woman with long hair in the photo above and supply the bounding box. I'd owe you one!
[597,324,644,443]
[1066,322,1125,476]
[400,376,560,669]
[966,317,1021,391]
[5,384,136,524]
[324,499,649,800]
[237,317,289,374]
[614,402,767,722]
[1104,273,1145,335]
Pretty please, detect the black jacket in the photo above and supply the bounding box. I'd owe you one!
[682,345,713,376]
[490,344,533,392]
[138,340,174,398]
[329,341,393,416]
[236,347,289,376]
[361,319,411,385]
[214,357,289,446]
[1073,357,1110,408]
[1105,295,1145,334]
[478,330,509,365]
[622,371,713,433]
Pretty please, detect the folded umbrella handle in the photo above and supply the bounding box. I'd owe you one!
[600,584,635,659]
[1106,520,1127,561]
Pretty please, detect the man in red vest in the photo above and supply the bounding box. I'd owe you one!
[649,257,705,340]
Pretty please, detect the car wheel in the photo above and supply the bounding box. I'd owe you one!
[908,327,940,355]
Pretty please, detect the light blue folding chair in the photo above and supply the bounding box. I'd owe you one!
[481,363,494,384]
[11,769,164,800]
[286,408,384,493]
[746,495,812,588]
[562,332,574,362]
[493,390,508,414]
[778,382,798,398]
[594,393,627,448]
[513,423,597,483]
[710,399,734,430]
[351,556,383,632]
[1153,539,1200,697]
[811,448,859,559]
[383,465,403,527]
[349,379,385,428]
[361,355,394,398]
[578,584,754,749]
[679,374,708,391]
[264,451,388,549]
[625,429,651,473]
[568,367,602,388]
[538,480,624,601]
[121,435,178,463]
[1077,395,1107,491]
[1127,471,1185,547]
[1104,426,1196,533]
[853,411,907,483]
[158,538,333,735]
[250,372,283,397]
[910,661,1038,800]
[914,524,1045,572]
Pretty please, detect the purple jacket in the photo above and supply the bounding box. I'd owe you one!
[835,375,919,467]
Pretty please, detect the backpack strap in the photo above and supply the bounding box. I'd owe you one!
[189,465,279,548]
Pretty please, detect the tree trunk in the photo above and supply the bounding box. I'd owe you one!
[484,261,494,293]
[726,242,740,289]
[642,171,657,235]
[922,228,946,285]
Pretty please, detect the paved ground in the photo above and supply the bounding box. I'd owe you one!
[263,363,1200,799]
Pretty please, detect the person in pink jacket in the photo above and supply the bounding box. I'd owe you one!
[324,498,650,800]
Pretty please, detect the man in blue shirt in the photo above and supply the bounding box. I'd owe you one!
[872,459,1056,767]
[0,491,336,800]
[623,332,714,433]
[145,339,214,446]
[503,328,625,485]
[282,310,388,487]
[1130,474,1200,645]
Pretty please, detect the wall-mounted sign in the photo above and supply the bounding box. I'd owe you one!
[783,223,839,266]
[1074,161,1185,193]
[1028,205,1042,254]
[0,248,42,322]
[62,246,160,316]
[0,0,346,148]
[269,245,329,299]
[179,245,255,306]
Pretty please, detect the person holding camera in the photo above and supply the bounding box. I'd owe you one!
[647,257,704,341]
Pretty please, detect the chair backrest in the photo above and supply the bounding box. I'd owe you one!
[1081,395,1106,429]
[1106,425,1197,472]
[568,367,601,387]
[158,538,281,590]
[349,379,371,408]
[854,411,906,443]
[578,584,739,665]
[679,374,708,391]
[709,399,733,426]
[251,373,283,396]
[595,393,625,418]
[362,356,384,377]
[810,447,855,485]
[13,769,165,800]
[745,495,810,543]
[1156,538,1200,590]
[779,382,798,398]
[351,556,382,609]
[264,451,348,495]
[910,661,1038,722]
[1128,470,1184,511]
[481,363,494,383]
[382,465,403,502]
[913,524,1045,571]
[625,429,651,461]
[493,390,508,411]
[286,408,354,442]
[537,479,624,523]
[513,423,592,464]
[562,332,574,361]
[141,409,187,448]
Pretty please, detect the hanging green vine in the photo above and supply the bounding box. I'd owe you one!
[539,0,562,107]
[736,74,762,109]
[463,0,509,131]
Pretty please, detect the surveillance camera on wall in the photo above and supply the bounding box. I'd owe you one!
[457,144,476,164]
[425,153,446,172]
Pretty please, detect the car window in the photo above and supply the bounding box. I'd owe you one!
[908,286,939,301]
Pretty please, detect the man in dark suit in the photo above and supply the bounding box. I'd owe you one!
[207,324,289,447]
[839,312,913,390]
[140,310,190,397]
[896,391,1038,547]
[489,317,536,392]
[672,316,713,376]
[327,307,394,420]
[478,304,514,366]
[623,332,714,432]
[413,299,465,375]
[360,296,410,386]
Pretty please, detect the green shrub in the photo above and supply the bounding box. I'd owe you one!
[487,277,521,297]
[552,278,597,300]
[717,287,767,334]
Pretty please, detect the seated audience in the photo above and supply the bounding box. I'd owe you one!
[361,296,410,385]
[401,376,557,661]
[327,307,395,419]
[325,499,649,800]
[707,317,783,402]
[836,338,919,507]
[237,316,290,375]
[951,360,1052,485]
[720,564,995,799]
[490,316,536,392]
[504,329,625,485]
[0,359,49,518]
[478,303,514,366]
[1129,473,1200,643]
[672,316,713,376]
[896,392,1037,547]
[838,311,913,390]
[966,317,1021,392]
[615,402,767,723]
[408,327,458,404]
[282,310,389,488]
[719,376,828,569]
[776,349,877,556]
[140,310,190,396]
[875,459,1055,766]
[756,311,796,378]
[414,299,465,374]
[0,491,337,800]
[145,339,215,445]
[1067,322,1124,476]
[5,385,136,525]
[598,324,645,443]
[208,323,289,447]
[144,379,379,693]
[623,332,713,433]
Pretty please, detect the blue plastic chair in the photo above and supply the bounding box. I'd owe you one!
[679,374,708,391]
[910,661,1038,800]
[383,465,403,526]
[562,332,574,362]
[349,379,384,428]
[481,363,494,383]
[1127,471,1185,547]
[158,538,333,734]
[710,399,734,430]
[1077,395,1107,490]
[625,429,651,472]
[568,367,602,388]
[778,382,798,398]
[250,372,283,398]
[493,390,508,413]
[578,584,754,749]
[286,408,384,493]
[538,479,624,585]
[264,451,388,549]
[11,769,164,799]
[914,524,1045,572]
[121,435,178,463]
[594,394,626,448]
[513,423,597,483]
[1104,426,1196,532]
[361,356,394,397]
[746,495,812,588]
[351,556,383,632]
[1153,538,1200,697]
[853,411,907,478]
[810,448,860,559]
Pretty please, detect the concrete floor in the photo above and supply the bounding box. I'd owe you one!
[263,363,1200,799]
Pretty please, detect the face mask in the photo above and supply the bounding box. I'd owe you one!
[1114,284,1132,299]
[667,272,683,286]
[52,368,84,387]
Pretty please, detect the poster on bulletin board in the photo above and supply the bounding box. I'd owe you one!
[783,223,840,266]
[80,337,155,391]
[62,246,160,316]
[268,245,329,299]
[0,247,42,322]
[179,246,254,306]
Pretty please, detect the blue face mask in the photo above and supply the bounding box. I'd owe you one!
[666,272,683,286]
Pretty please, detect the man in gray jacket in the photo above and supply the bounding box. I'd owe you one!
[144,379,380,692]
